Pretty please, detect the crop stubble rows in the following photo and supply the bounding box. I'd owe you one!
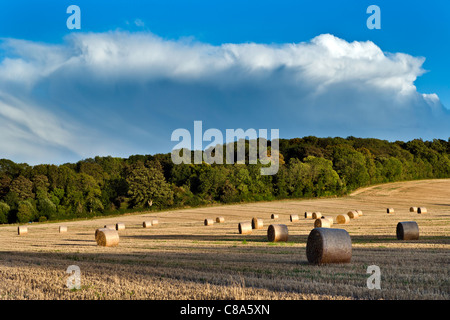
[0,179,449,299]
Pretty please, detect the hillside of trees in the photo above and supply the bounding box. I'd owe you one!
[0,136,449,224]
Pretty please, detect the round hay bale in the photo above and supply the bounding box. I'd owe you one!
[104,224,116,230]
[306,228,352,264]
[347,210,359,219]
[336,214,350,224]
[356,210,363,216]
[290,214,299,222]
[270,214,279,220]
[267,224,288,242]
[304,212,313,219]
[143,221,152,228]
[115,223,125,231]
[417,207,427,214]
[409,207,418,213]
[251,217,263,229]
[312,212,322,219]
[204,218,214,226]
[151,219,159,226]
[321,216,334,226]
[59,226,67,233]
[96,228,119,247]
[314,218,331,228]
[387,208,395,214]
[238,221,252,235]
[95,228,107,240]
[396,221,419,240]
[216,216,225,223]
[18,225,28,235]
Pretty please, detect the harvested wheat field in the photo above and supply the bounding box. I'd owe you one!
[0,179,449,300]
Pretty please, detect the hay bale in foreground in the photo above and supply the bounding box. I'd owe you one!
[306,228,352,264]
[96,228,119,247]
[387,208,395,214]
[270,214,278,220]
[417,207,427,214]
[238,221,252,235]
[267,224,288,242]
[59,226,67,233]
[290,214,299,222]
[304,212,313,219]
[216,216,225,223]
[312,212,322,219]
[314,218,331,228]
[18,225,28,235]
[251,217,263,229]
[204,218,214,226]
[396,221,419,240]
[347,210,359,219]
[409,207,418,213]
[143,221,152,228]
[336,214,350,224]
[116,223,125,231]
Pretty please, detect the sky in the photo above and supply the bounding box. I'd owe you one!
[0,0,449,165]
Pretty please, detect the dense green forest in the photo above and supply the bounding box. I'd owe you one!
[0,136,449,224]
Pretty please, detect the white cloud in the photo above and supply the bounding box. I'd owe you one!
[0,31,447,164]
[0,32,431,90]
[134,19,145,27]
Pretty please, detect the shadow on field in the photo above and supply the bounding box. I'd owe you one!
[0,247,448,300]
[55,243,94,247]
[122,233,309,243]
[123,232,449,245]
[350,234,450,245]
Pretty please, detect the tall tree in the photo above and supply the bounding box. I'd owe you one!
[9,176,34,200]
[0,202,10,224]
[126,161,174,208]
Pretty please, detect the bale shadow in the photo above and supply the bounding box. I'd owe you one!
[350,234,450,245]
[123,234,267,242]
[123,233,310,243]
[63,239,95,243]
[54,243,94,247]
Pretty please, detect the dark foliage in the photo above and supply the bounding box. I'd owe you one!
[0,137,449,223]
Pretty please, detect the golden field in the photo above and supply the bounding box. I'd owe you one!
[0,179,449,300]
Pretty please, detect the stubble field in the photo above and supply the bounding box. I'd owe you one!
[0,179,449,300]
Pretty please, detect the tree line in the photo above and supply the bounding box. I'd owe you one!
[0,136,449,224]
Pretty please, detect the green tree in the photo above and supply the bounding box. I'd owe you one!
[331,145,370,190]
[304,156,343,196]
[79,173,103,214]
[9,176,34,200]
[49,188,64,206]
[17,200,36,223]
[219,180,238,203]
[379,157,403,182]
[37,198,57,220]
[33,174,50,199]
[126,161,174,208]
[0,173,11,198]
[272,164,289,198]
[0,201,10,224]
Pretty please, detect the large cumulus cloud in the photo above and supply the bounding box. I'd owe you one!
[0,31,448,164]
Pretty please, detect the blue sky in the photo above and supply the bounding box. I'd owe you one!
[0,1,449,164]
